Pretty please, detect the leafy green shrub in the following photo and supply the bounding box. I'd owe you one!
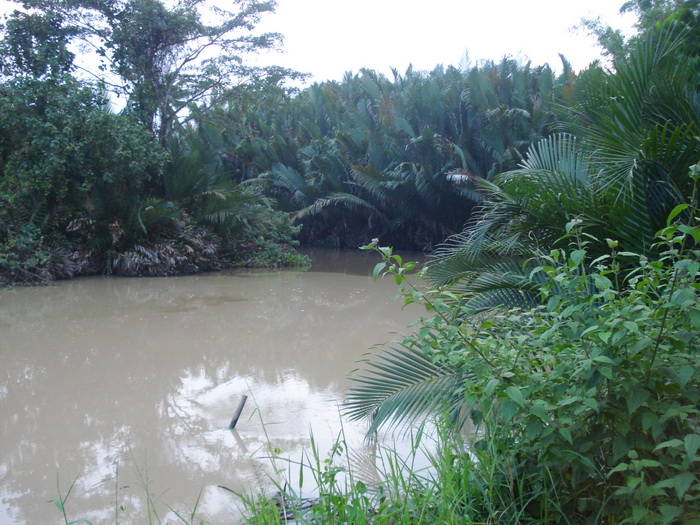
[348,208,700,524]
[0,223,53,284]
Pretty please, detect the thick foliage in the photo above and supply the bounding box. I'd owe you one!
[347,213,700,523]
[6,0,294,144]
[200,60,566,249]
[427,24,700,310]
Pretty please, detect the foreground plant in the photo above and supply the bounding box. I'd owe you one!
[346,205,700,523]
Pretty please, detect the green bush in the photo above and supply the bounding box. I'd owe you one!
[0,223,53,284]
[462,219,700,523]
[347,208,699,524]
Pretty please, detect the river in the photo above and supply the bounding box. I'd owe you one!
[0,249,427,524]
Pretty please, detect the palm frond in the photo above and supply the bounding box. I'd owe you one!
[345,342,473,434]
[293,192,389,223]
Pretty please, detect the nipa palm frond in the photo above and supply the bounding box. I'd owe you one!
[293,192,389,224]
[345,342,474,434]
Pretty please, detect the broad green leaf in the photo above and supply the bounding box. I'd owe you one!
[558,397,578,407]
[609,462,629,475]
[570,249,586,267]
[654,439,683,451]
[684,434,700,458]
[501,401,518,422]
[530,403,549,421]
[672,472,695,500]
[599,366,613,380]
[526,420,543,440]
[583,398,599,410]
[372,262,386,280]
[484,378,499,396]
[560,427,573,445]
[660,505,683,524]
[592,355,615,364]
[688,310,700,330]
[637,459,661,468]
[671,287,695,306]
[594,275,612,290]
[505,386,526,407]
[612,436,629,461]
[627,388,650,414]
[632,506,648,522]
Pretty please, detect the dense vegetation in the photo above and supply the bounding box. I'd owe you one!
[2,0,698,523]
[244,2,700,524]
[0,0,308,285]
[0,0,580,284]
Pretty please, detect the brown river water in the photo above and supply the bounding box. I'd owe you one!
[0,249,428,524]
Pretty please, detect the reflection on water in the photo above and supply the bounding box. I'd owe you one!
[0,249,426,524]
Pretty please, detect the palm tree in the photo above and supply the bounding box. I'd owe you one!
[428,25,699,300]
[345,23,700,433]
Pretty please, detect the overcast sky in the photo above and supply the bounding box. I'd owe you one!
[0,0,637,84]
[253,0,637,82]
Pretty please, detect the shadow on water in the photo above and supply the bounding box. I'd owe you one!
[298,247,428,276]
[0,248,429,524]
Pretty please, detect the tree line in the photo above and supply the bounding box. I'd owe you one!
[1,0,698,285]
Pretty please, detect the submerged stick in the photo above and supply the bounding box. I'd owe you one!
[228,395,248,430]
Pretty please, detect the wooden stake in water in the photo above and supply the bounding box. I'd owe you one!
[228,395,248,430]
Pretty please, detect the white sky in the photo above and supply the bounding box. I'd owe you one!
[0,0,637,84]
[253,0,637,82]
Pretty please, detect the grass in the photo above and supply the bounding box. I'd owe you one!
[49,447,207,525]
[238,416,519,524]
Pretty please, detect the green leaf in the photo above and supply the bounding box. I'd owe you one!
[558,396,578,407]
[623,321,638,332]
[660,505,683,525]
[654,439,683,451]
[671,287,695,306]
[637,459,661,468]
[684,434,700,458]
[49,499,64,513]
[672,472,695,500]
[627,388,650,414]
[505,386,526,407]
[594,275,612,290]
[526,420,543,440]
[372,262,386,280]
[530,403,549,421]
[501,400,518,422]
[632,506,648,522]
[642,412,660,434]
[560,427,573,445]
[484,378,499,396]
[570,249,586,267]
[583,398,599,410]
[613,436,629,461]
[599,366,613,380]
[666,204,689,226]
[609,462,629,475]
[689,310,700,330]
[592,355,615,364]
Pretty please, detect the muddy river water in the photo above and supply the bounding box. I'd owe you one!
[0,249,427,524]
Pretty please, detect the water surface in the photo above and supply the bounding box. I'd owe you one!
[0,249,425,524]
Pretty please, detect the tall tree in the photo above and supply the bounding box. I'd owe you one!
[8,0,291,144]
